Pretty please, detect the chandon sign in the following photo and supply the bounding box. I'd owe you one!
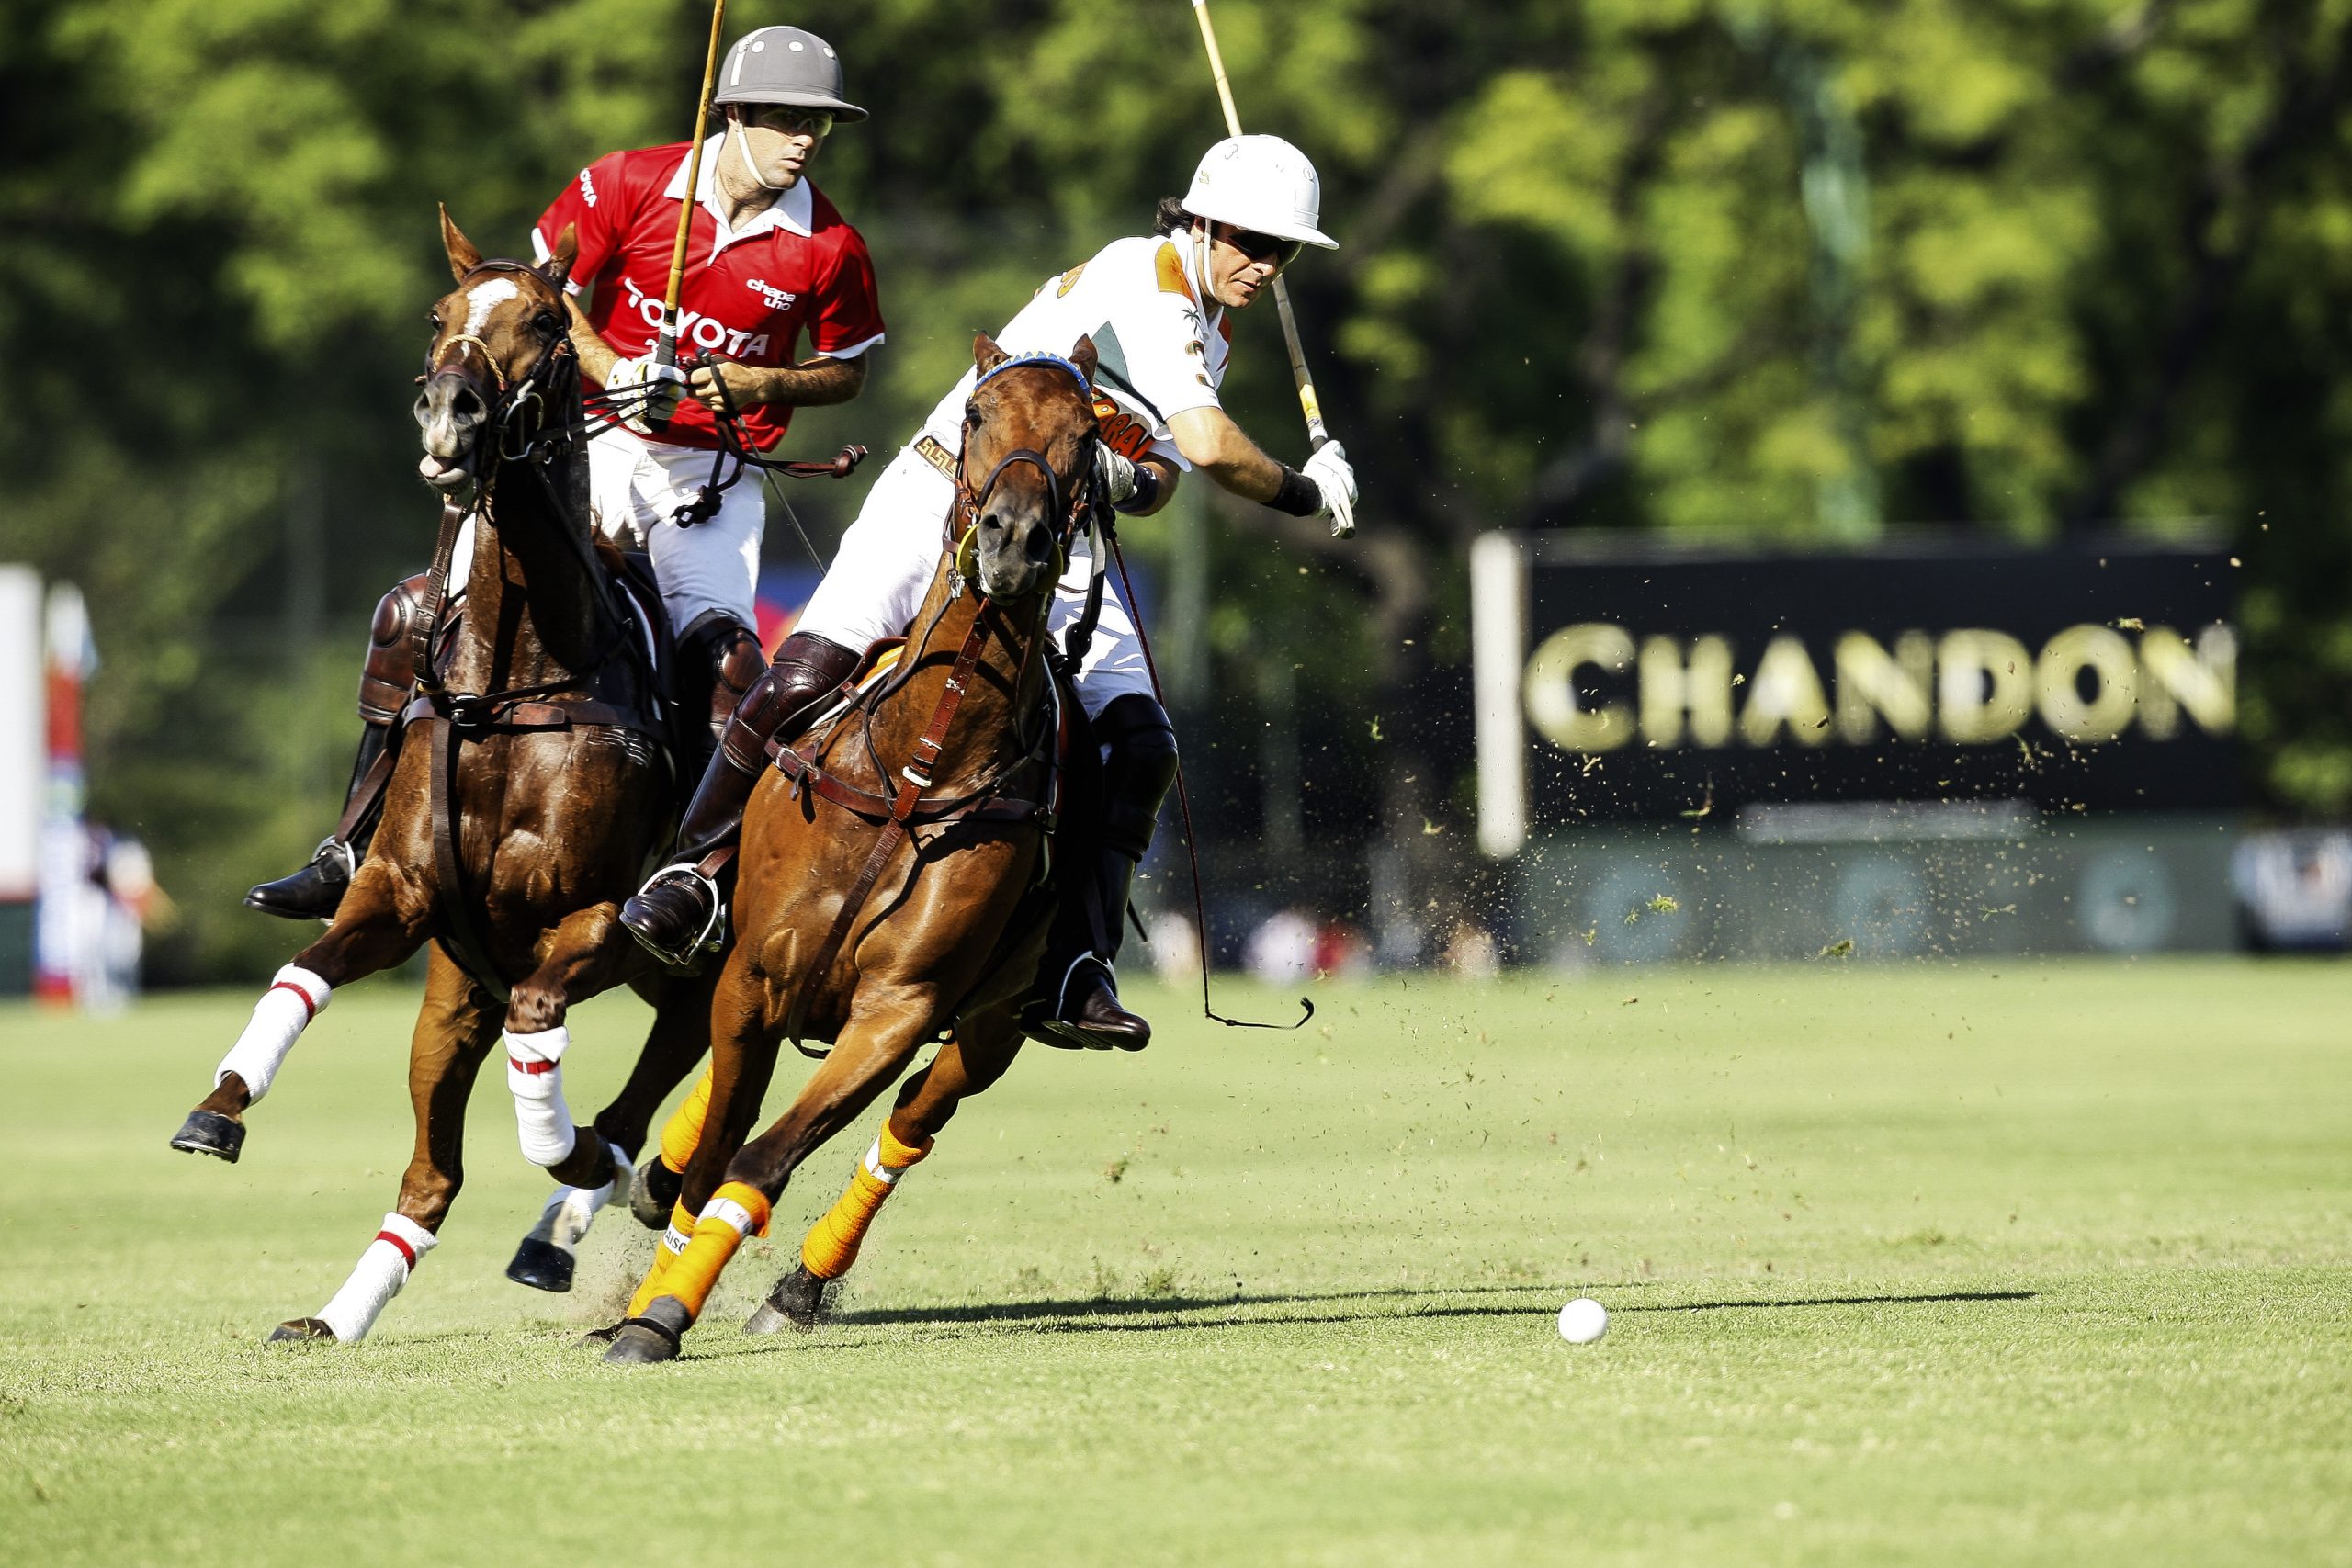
[1471,536,2237,854]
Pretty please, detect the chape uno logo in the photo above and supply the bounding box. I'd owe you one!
[746,277,797,310]
[1521,623,2237,753]
[578,166,598,207]
[618,276,772,359]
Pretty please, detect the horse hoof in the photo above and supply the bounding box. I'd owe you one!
[266,1317,336,1345]
[169,1110,244,1163]
[601,1325,680,1365]
[743,1265,833,1335]
[629,1156,680,1231]
[504,1236,575,1293]
[573,1323,622,1349]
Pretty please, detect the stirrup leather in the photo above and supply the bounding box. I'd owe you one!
[631,863,729,970]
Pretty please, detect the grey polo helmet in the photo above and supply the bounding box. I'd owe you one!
[711,27,866,122]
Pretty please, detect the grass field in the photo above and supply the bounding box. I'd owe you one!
[2,961,2347,1565]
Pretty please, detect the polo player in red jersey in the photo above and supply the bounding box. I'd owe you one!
[247,24,883,921]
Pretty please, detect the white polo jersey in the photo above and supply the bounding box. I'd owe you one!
[918,234,1233,468]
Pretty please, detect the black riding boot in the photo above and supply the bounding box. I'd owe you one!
[620,631,862,969]
[245,573,432,921]
[1026,694,1180,1052]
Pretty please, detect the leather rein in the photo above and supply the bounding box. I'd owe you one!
[775,355,1102,1047]
[406,259,666,1001]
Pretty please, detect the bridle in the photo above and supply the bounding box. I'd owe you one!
[420,259,580,473]
[947,351,1102,592]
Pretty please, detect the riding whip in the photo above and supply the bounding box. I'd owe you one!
[650,0,732,423]
[1189,0,1329,453]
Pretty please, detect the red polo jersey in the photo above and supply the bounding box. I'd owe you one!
[533,137,885,452]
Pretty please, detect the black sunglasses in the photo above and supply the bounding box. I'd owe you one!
[1215,223,1306,271]
[750,106,834,139]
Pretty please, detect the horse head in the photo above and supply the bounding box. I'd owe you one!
[414,207,579,506]
[957,332,1102,604]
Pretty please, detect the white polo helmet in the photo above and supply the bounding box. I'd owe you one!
[1181,135,1337,249]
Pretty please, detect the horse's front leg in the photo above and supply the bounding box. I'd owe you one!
[746,1012,1025,1334]
[268,947,497,1344]
[602,981,943,1365]
[498,903,642,1292]
[169,859,428,1162]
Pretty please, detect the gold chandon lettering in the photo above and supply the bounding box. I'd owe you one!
[1523,623,1634,751]
[1834,631,1934,743]
[1738,636,1833,747]
[2035,625,2139,742]
[1937,629,2033,743]
[2135,624,2236,739]
[1639,635,1735,749]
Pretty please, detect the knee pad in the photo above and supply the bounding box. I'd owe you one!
[1095,694,1178,861]
[676,613,769,743]
[718,632,860,775]
[357,573,433,726]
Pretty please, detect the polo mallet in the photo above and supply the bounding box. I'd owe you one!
[648,0,732,429]
[1189,0,1337,487]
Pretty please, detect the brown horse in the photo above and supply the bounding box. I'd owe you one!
[594,335,1106,1364]
[166,211,715,1342]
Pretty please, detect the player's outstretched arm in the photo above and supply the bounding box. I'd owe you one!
[1170,405,1355,536]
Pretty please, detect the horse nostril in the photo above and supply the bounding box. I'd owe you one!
[453,388,486,422]
[1025,527,1053,564]
[980,511,1002,533]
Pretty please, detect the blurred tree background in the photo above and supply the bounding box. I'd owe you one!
[4,0,2347,980]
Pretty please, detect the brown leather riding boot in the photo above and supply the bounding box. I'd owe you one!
[1025,694,1179,1053]
[245,573,431,921]
[619,631,861,969]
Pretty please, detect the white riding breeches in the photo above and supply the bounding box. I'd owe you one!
[447,429,764,633]
[794,442,1154,720]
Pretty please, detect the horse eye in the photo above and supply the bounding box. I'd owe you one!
[534,311,560,334]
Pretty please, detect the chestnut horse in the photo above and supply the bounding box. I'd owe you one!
[595,336,1106,1364]
[166,211,715,1342]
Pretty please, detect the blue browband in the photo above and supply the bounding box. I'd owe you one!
[974,351,1092,394]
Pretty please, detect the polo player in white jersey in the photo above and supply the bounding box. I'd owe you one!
[246,26,882,920]
[620,134,1358,1052]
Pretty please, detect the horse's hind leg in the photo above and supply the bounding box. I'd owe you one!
[170,862,426,1163]
[745,1021,1024,1335]
[498,904,645,1292]
[270,948,497,1344]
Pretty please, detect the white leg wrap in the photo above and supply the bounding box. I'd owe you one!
[503,1025,578,1168]
[214,964,332,1104]
[526,1141,630,1251]
[316,1212,437,1343]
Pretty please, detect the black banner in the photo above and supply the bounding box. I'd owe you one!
[1480,536,2237,833]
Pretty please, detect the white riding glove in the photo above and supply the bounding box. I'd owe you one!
[1093,444,1138,506]
[1304,441,1358,538]
[605,353,688,434]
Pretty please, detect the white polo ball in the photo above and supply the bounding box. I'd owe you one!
[1557,1297,1608,1343]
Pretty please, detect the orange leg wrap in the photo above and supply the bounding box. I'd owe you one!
[657,1068,716,1176]
[624,1203,699,1318]
[800,1123,935,1281]
[656,1180,773,1321]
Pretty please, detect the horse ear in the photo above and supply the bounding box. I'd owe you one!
[973,333,1009,375]
[1068,334,1098,381]
[540,223,578,291]
[440,204,483,281]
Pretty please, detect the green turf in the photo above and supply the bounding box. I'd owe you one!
[2,961,2346,1566]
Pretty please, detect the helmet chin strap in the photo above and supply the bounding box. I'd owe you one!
[1191,221,1225,328]
[726,113,786,195]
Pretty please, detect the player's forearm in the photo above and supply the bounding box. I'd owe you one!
[1171,407,1285,502]
[567,303,622,386]
[1125,456,1182,517]
[735,355,867,409]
